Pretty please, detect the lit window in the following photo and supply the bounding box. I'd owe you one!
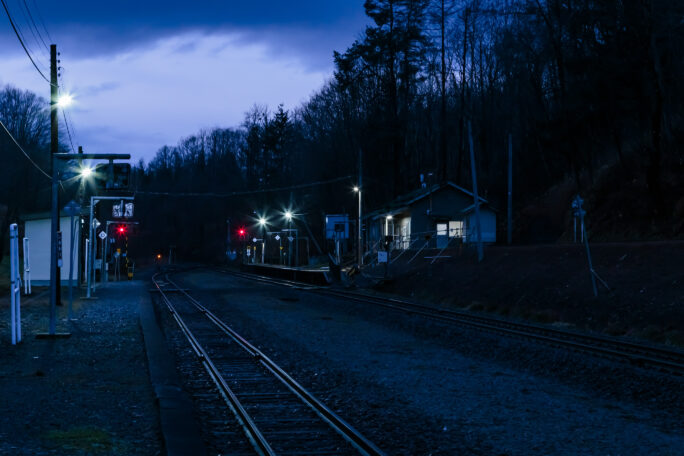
[449,221,463,237]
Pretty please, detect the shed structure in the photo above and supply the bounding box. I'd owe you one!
[365,181,497,251]
[22,212,81,285]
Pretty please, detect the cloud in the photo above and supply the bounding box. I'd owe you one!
[1,31,330,162]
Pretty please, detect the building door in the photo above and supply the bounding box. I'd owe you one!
[436,223,448,248]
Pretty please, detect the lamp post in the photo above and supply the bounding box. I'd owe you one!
[285,211,293,267]
[258,217,267,264]
[354,186,362,266]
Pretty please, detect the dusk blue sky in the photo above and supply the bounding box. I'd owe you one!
[0,1,368,161]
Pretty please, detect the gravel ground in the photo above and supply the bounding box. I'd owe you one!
[0,281,162,456]
[167,269,683,456]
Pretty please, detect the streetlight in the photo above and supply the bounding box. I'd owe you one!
[57,93,73,108]
[258,216,267,264]
[283,210,294,266]
[353,186,362,266]
[79,165,93,178]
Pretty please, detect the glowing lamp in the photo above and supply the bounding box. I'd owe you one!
[57,93,73,108]
[80,166,93,178]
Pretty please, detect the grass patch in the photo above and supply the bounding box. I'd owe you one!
[44,426,124,454]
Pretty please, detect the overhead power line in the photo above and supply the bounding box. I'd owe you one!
[12,0,48,65]
[136,175,354,198]
[0,117,52,180]
[22,0,49,51]
[0,0,55,86]
[30,0,52,43]
[62,109,75,152]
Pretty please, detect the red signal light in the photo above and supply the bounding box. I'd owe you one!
[118,226,125,234]
[238,229,245,236]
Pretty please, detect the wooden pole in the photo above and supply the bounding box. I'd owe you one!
[468,122,483,262]
[507,133,513,245]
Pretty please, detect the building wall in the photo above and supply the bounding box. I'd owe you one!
[409,188,476,235]
[25,216,80,284]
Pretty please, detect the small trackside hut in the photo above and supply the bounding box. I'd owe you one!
[365,181,497,251]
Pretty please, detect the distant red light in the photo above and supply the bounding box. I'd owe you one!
[239,229,245,235]
[118,226,125,233]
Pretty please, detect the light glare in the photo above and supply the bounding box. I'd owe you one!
[57,93,73,108]
[80,166,93,178]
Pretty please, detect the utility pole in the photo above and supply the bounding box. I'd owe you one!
[48,43,59,335]
[468,122,483,262]
[357,147,363,267]
[507,133,513,245]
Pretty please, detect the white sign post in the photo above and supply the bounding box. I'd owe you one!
[10,224,21,344]
[22,237,31,295]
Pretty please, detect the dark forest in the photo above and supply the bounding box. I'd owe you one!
[3,0,684,260]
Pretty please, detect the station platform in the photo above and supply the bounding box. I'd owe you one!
[0,278,206,456]
[241,262,331,285]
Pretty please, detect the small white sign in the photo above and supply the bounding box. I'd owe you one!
[124,202,134,218]
[252,237,257,243]
[98,231,107,240]
[378,251,388,263]
[288,236,294,242]
[275,235,281,241]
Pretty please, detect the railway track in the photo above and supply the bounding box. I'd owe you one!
[220,268,684,375]
[152,272,384,456]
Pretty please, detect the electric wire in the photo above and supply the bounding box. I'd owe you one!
[22,0,49,51]
[9,0,48,69]
[30,0,52,43]
[0,116,52,180]
[0,0,55,87]
[16,0,49,63]
[136,175,354,198]
[62,108,75,152]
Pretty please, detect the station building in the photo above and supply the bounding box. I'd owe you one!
[364,181,497,250]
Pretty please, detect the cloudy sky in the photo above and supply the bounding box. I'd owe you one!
[0,1,368,161]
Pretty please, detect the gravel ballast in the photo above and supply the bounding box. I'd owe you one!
[167,269,683,456]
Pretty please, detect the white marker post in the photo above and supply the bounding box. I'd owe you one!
[22,237,31,295]
[10,224,22,344]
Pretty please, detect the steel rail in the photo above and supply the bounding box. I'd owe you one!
[163,274,385,456]
[220,269,684,375]
[152,273,275,456]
